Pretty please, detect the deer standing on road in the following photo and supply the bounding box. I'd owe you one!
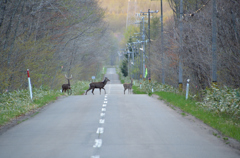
[85,77,110,95]
[123,78,133,94]
[62,74,72,94]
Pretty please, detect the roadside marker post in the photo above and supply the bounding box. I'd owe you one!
[92,76,95,82]
[27,69,33,100]
[186,79,190,100]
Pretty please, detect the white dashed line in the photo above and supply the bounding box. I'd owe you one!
[96,127,104,134]
[91,92,109,157]
[93,139,102,148]
[102,104,107,107]
[99,119,105,124]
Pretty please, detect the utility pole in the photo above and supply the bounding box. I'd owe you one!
[128,50,130,77]
[160,0,165,84]
[179,0,183,91]
[126,0,130,28]
[140,9,158,81]
[131,43,135,79]
[142,16,146,79]
[126,0,137,28]
[212,0,217,84]
[148,9,151,81]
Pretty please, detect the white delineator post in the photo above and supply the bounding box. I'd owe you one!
[27,69,33,100]
[186,79,190,100]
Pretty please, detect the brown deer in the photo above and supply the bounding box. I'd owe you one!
[123,78,133,94]
[85,77,110,95]
[62,74,72,94]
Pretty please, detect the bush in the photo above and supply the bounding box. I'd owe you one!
[197,86,240,119]
[0,87,62,125]
[71,81,89,95]
[0,81,90,125]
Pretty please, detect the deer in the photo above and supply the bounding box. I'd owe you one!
[85,77,110,95]
[62,74,72,94]
[123,78,133,94]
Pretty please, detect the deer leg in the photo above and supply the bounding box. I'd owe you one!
[85,88,91,95]
[92,88,95,95]
[102,87,106,94]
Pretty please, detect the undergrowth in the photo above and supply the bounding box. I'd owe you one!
[0,87,62,125]
[154,91,240,142]
[0,81,89,126]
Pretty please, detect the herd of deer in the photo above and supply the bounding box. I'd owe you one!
[62,75,133,95]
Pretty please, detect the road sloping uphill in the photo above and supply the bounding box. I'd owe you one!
[0,68,239,158]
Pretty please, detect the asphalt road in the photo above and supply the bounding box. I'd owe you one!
[0,68,239,158]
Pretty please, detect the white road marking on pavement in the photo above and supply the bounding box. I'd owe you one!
[96,127,104,134]
[99,119,105,124]
[93,139,102,148]
[102,104,107,107]
[90,94,109,158]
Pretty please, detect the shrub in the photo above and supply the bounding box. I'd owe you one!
[197,86,240,119]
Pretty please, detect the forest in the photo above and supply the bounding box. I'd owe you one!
[0,0,118,93]
[0,0,240,94]
[120,0,240,93]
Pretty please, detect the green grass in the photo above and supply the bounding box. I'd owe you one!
[73,86,88,95]
[132,85,147,94]
[0,90,63,126]
[33,94,60,108]
[0,81,89,126]
[154,91,240,142]
[71,81,92,95]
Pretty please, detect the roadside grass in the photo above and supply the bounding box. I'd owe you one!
[0,89,63,126]
[132,85,147,94]
[71,81,89,95]
[33,93,60,108]
[154,91,240,142]
[0,81,89,126]
[117,68,240,142]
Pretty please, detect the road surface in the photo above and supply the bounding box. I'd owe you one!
[0,68,239,158]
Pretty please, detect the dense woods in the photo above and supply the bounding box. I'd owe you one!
[0,0,117,93]
[121,0,240,92]
[157,0,240,90]
[1,0,239,94]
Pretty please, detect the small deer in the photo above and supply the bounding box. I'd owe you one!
[123,78,133,94]
[62,74,72,94]
[85,77,110,95]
